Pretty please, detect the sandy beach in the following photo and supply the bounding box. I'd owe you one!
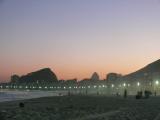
[0,95,160,120]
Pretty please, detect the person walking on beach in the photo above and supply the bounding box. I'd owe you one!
[124,89,127,98]
[154,91,157,96]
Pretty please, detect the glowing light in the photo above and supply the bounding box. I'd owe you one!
[156,80,159,85]
[111,84,114,88]
[94,85,97,88]
[137,82,140,86]
[123,83,126,87]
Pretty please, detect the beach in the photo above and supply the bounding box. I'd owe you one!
[0,95,160,120]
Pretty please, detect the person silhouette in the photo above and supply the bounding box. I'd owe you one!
[124,89,127,98]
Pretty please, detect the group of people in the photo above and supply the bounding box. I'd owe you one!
[122,89,155,99]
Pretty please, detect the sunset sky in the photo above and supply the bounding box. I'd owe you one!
[0,0,160,82]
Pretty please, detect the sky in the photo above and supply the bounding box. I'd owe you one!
[0,0,160,82]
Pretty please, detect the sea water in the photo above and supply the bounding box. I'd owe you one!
[0,90,68,102]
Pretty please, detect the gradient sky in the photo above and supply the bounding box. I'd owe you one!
[0,0,160,82]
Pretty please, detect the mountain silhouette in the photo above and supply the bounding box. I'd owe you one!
[18,68,58,83]
[124,59,160,79]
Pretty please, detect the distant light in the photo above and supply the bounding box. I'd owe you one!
[88,86,91,88]
[45,86,47,89]
[25,86,28,89]
[102,85,105,88]
[82,86,85,89]
[123,83,126,87]
[111,84,114,88]
[99,85,102,88]
[94,85,97,88]
[69,86,72,89]
[39,86,42,89]
[156,80,159,85]
[64,86,66,89]
[137,82,140,86]
[73,86,77,89]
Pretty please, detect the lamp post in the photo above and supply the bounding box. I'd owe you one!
[155,80,159,96]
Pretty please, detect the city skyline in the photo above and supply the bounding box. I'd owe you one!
[0,0,160,81]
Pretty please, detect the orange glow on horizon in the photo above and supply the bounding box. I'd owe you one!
[1,57,159,82]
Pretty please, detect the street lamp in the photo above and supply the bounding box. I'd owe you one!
[94,85,97,88]
[155,80,159,85]
[137,82,140,86]
[155,80,159,96]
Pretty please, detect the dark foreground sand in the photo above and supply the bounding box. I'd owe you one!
[0,95,160,120]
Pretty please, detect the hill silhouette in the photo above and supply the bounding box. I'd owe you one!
[18,68,58,83]
[124,59,160,79]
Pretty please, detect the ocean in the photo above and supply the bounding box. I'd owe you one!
[0,90,67,102]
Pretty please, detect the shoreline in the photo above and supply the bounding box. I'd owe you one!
[0,90,68,103]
